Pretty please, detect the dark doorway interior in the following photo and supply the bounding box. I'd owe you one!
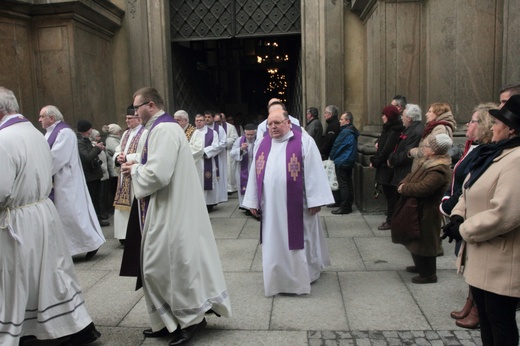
[171,35,301,126]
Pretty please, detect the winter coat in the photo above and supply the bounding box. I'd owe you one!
[409,111,456,171]
[399,155,452,257]
[370,119,404,185]
[320,116,340,160]
[105,134,121,178]
[77,133,103,182]
[330,124,359,168]
[388,121,424,186]
[305,117,323,148]
[452,146,520,298]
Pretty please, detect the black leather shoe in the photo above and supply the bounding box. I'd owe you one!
[405,266,418,273]
[169,319,207,346]
[99,219,110,227]
[143,327,171,338]
[326,203,339,208]
[85,248,99,260]
[377,222,391,230]
[61,322,101,345]
[331,208,352,215]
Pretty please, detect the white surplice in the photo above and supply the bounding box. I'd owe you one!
[230,135,254,208]
[242,130,334,297]
[112,125,147,240]
[0,117,93,344]
[44,121,105,255]
[256,115,301,139]
[208,123,228,203]
[130,113,231,332]
[190,125,220,205]
[223,122,238,192]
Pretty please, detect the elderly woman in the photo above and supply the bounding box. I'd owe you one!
[102,123,122,214]
[370,105,404,230]
[409,102,456,171]
[443,95,520,346]
[397,133,452,284]
[388,104,424,187]
[440,103,496,329]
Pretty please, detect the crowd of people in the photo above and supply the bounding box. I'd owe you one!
[1,82,519,346]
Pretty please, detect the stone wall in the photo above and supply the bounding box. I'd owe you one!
[0,0,124,129]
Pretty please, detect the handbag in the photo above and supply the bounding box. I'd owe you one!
[323,159,339,191]
[390,196,421,244]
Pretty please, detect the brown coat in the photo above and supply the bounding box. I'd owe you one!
[452,146,520,298]
[399,155,452,257]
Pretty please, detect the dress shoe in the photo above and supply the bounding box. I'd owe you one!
[60,322,101,345]
[451,297,473,319]
[100,214,109,220]
[326,203,339,208]
[411,274,437,284]
[405,266,418,273]
[98,219,110,227]
[377,222,391,230]
[331,208,351,215]
[85,248,99,260]
[455,306,479,329]
[143,327,172,338]
[169,318,207,346]
[119,239,125,246]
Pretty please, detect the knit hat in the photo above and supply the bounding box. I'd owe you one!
[429,133,452,155]
[77,120,92,132]
[103,123,122,135]
[382,105,400,121]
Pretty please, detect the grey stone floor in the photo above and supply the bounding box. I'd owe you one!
[30,194,519,345]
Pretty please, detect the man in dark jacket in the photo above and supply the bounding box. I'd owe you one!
[77,120,109,226]
[305,107,323,148]
[329,112,359,214]
[320,105,342,206]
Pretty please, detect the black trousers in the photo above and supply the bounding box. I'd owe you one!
[335,165,353,210]
[382,184,398,224]
[411,253,436,277]
[86,179,102,218]
[471,286,519,346]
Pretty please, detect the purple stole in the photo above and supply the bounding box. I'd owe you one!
[239,136,250,195]
[139,113,176,229]
[221,122,228,133]
[203,129,215,190]
[255,130,304,250]
[0,114,29,131]
[47,121,71,148]
[212,123,220,178]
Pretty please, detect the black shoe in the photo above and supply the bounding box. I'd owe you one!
[61,322,101,345]
[244,210,252,216]
[143,327,172,338]
[169,319,207,346]
[326,203,339,208]
[405,266,418,273]
[99,219,110,227]
[377,222,391,230]
[99,214,109,220]
[331,208,352,215]
[119,239,125,246]
[85,248,99,260]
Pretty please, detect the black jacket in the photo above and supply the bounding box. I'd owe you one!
[77,133,103,182]
[388,121,424,186]
[320,116,340,160]
[370,119,404,185]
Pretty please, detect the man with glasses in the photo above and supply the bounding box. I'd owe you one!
[243,109,334,297]
[112,105,147,245]
[120,88,231,345]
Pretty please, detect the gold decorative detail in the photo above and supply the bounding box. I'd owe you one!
[256,152,266,176]
[288,153,300,181]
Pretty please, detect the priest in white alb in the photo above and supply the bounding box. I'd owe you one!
[242,109,334,297]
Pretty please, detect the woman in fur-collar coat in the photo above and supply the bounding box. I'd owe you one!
[397,134,452,284]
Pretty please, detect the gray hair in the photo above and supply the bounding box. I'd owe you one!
[404,104,422,121]
[325,105,339,118]
[0,86,20,114]
[41,105,64,121]
[174,110,189,120]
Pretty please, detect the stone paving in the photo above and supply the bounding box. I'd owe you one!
[28,194,519,346]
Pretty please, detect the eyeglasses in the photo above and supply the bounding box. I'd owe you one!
[267,119,288,127]
[467,120,479,124]
[133,101,150,111]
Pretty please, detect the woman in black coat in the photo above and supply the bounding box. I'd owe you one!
[370,105,404,230]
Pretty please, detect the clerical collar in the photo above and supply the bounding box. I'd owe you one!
[273,130,293,143]
[144,110,165,129]
[46,120,62,133]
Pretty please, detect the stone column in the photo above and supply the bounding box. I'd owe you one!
[301,0,345,124]
[126,0,174,109]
